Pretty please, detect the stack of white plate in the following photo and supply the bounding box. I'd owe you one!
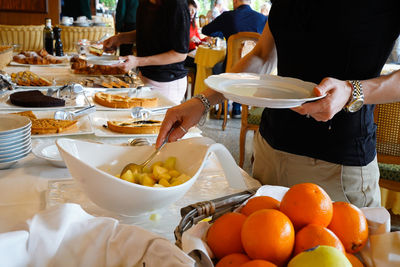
[0,114,32,169]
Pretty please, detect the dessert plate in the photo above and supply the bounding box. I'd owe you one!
[32,142,66,168]
[205,73,325,108]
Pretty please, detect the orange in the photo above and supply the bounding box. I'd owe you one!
[215,253,250,267]
[240,196,280,216]
[328,202,369,253]
[293,224,345,255]
[346,252,365,267]
[280,183,333,230]
[206,212,247,259]
[241,209,294,266]
[240,260,278,267]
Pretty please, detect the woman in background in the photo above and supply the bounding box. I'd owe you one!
[103,0,190,105]
[185,0,205,69]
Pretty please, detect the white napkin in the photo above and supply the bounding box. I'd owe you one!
[182,185,399,267]
[0,203,195,267]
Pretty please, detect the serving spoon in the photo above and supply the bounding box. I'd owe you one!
[130,106,169,119]
[120,123,177,177]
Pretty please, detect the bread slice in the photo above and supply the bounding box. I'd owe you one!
[94,92,158,109]
[107,119,161,134]
[31,119,78,135]
[88,45,103,56]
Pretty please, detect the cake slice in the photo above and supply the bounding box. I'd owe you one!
[31,119,78,135]
[10,90,65,107]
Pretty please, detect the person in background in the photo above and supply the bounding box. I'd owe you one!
[260,2,271,17]
[115,0,139,56]
[61,0,92,20]
[202,0,267,118]
[156,0,400,208]
[184,0,205,69]
[212,0,227,20]
[103,0,190,105]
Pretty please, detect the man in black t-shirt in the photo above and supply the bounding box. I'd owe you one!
[156,0,400,208]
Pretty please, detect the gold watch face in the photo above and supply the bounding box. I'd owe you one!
[348,99,364,112]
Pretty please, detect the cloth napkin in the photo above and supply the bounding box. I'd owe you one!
[182,185,400,267]
[0,203,195,267]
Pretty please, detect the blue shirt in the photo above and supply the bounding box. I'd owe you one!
[202,5,267,41]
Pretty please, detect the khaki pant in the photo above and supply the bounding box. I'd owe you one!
[252,131,381,208]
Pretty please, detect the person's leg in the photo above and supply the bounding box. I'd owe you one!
[341,157,381,207]
[252,131,379,207]
[231,102,241,119]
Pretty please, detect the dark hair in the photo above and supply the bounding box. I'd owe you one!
[188,0,197,28]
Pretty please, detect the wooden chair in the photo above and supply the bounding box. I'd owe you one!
[374,103,400,192]
[199,15,207,28]
[221,32,261,131]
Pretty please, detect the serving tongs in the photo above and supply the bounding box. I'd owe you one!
[54,105,96,120]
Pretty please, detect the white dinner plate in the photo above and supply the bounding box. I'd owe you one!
[86,54,122,66]
[0,134,31,150]
[0,89,88,110]
[0,114,31,135]
[0,137,31,155]
[0,143,31,160]
[32,142,66,168]
[205,73,325,108]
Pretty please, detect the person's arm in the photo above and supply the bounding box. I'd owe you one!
[292,70,400,122]
[201,14,225,37]
[103,31,137,53]
[115,50,187,73]
[156,23,277,147]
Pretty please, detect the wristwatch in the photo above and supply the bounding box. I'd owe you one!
[345,80,364,112]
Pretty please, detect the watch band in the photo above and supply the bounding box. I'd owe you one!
[345,80,364,112]
[193,94,211,126]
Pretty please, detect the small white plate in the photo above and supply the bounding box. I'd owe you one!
[205,73,325,108]
[32,142,66,168]
[0,114,31,135]
[86,54,121,65]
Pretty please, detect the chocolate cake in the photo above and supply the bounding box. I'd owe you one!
[9,90,65,107]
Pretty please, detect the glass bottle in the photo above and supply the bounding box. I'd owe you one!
[53,27,64,56]
[43,18,54,55]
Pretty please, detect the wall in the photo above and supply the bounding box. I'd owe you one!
[0,0,60,26]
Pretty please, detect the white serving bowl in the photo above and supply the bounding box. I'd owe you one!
[56,137,247,216]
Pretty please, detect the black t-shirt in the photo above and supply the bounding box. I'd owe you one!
[260,0,400,166]
[136,0,190,82]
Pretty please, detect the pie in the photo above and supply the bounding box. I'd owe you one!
[93,92,157,108]
[107,119,162,134]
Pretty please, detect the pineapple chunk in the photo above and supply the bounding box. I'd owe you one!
[121,169,135,183]
[168,169,180,178]
[163,156,176,170]
[158,172,171,181]
[150,161,163,171]
[153,165,168,180]
[159,178,171,187]
[142,175,156,187]
[170,174,190,186]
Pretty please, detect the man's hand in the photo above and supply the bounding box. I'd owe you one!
[292,77,352,121]
[113,55,140,73]
[103,35,120,53]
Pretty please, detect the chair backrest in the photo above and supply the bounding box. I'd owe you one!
[226,31,261,72]
[374,102,400,164]
[199,15,207,28]
[0,24,44,52]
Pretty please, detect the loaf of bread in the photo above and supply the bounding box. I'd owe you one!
[93,92,157,109]
[13,49,66,65]
[107,119,161,134]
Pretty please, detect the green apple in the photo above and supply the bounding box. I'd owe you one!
[288,245,352,267]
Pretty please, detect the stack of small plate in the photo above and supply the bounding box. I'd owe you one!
[0,114,32,169]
